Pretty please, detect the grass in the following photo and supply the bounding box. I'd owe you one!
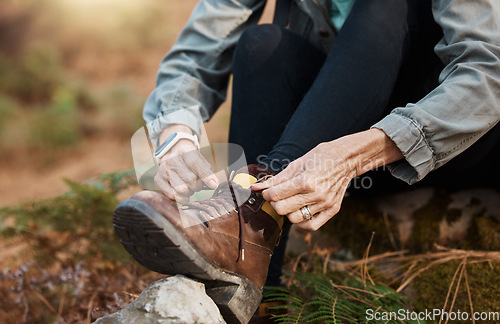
[271,238,500,324]
[0,171,162,323]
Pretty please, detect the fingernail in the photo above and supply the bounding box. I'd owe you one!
[208,179,218,189]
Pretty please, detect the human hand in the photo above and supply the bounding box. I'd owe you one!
[252,142,355,230]
[252,129,403,230]
[154,125,219,203]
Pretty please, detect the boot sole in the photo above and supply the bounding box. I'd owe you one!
[113,199,262,324]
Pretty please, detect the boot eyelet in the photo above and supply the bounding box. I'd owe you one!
[248,197,256,205]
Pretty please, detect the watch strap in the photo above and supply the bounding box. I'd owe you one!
[154,132,199,160]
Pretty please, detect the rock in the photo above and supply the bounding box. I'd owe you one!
[317,187,500,256]
[376,188,435,248]
[94,275,226,324]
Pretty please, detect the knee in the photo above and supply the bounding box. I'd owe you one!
[238,24,284,49]
[233,24,285,72]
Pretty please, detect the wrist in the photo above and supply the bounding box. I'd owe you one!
[337,129,403,177]
[159,124,194,145]
[155,126,199,161]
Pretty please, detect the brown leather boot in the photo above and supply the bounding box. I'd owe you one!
[113,165,284,324]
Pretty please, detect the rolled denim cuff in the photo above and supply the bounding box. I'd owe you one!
[146,105,203,149]
[371,112,435,185]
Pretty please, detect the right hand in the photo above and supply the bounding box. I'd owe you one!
[154,125,219,203]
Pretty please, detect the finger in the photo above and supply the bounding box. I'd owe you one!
[297,186,347,231]
[168,159,202,193]
[165,150,217,190]
[270,191,324,216]
[155,157,193,202]
[251,168,289,191]
[177,166,203,193]
[261,173,313,202]
[154,172,177,201]
[202,174,219,189]
[251,160,303,191]
[173,194,189,204]
[183,151,219,189]
[163,154,203,195]
[296,208,336,231]
[185,177,204,193]
[285,203,328,224]
[167,169,194,197]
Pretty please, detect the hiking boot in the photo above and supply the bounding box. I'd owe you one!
[113,164,284,324]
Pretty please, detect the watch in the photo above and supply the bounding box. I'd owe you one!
[154,132,200,160]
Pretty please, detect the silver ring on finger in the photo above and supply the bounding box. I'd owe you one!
[300,205,313,221]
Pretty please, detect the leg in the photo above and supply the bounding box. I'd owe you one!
[230,0,427,287]
[261,0,427,171]
[229,24,326,166]
[229,24,326,287]
[252,0,438,285]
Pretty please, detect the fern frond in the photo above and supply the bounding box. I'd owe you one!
[268,270,419,324]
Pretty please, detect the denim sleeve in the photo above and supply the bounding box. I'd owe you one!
[143,0,266,148]
[372,0,500,185]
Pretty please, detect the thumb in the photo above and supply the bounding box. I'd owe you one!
[183,150,219,189]
[202,174,219,189]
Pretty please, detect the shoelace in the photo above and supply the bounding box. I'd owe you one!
[181,181,251,261]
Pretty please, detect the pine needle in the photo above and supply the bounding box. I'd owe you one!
[444,259,466,324]
[463,263,475,324]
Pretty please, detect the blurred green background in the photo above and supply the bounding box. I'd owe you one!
[0,0,242,206]
[0,1,270,322]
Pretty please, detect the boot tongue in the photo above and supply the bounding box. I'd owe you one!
[231,164,274,189]
[231,165,283,229]
[232,173,257,189]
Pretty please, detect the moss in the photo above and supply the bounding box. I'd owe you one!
[321,196,398,258]
[460,214,500,251]
[413,260,500,324]
[320,188,500,255]
[321,190,452,256]
[314,189,500,323]
[471,217,500,251]
[0,176,133,264]
[408,190,450,253]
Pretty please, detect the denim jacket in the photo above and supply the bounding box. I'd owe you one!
[143,0,500,184]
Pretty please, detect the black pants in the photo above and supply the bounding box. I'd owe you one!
[228,0,499,286]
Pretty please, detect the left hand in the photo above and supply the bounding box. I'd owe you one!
[252,142,356,231]
[251,129,403,231]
